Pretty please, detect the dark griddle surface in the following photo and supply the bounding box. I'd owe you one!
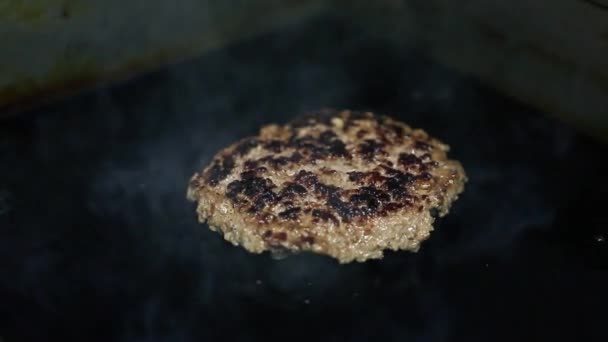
[1,15,607,342]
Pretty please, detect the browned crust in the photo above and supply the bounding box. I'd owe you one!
[187,109,466,263]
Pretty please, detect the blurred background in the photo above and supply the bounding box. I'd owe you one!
[1,1,607,341]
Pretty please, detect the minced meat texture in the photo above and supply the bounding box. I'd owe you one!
[187,109,467,263]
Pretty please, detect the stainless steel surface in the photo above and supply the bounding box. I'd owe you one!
[342,0,608,143]
[0,0,328,114]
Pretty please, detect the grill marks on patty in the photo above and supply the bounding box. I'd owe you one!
[222,166,423,223]
[289,131,350,161]
[203,110,447,225]
[358,139,386,161]
[237,131,350,171]
[290,169,418,222]
[203,155,235,186]
[226,174,279,213]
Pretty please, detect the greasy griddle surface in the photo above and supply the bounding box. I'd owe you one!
[1,14,606,342]
[188,110,466,262]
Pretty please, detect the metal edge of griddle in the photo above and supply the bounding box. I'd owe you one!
[0,1,329,119]
[332,0,608,144]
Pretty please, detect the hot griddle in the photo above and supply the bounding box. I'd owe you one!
[1,15,607,342]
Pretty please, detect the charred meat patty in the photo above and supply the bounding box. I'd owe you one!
[187,109,467,263]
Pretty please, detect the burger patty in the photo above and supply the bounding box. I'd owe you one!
[187,109,467,263]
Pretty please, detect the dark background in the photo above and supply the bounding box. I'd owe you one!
[1,15,607,342]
